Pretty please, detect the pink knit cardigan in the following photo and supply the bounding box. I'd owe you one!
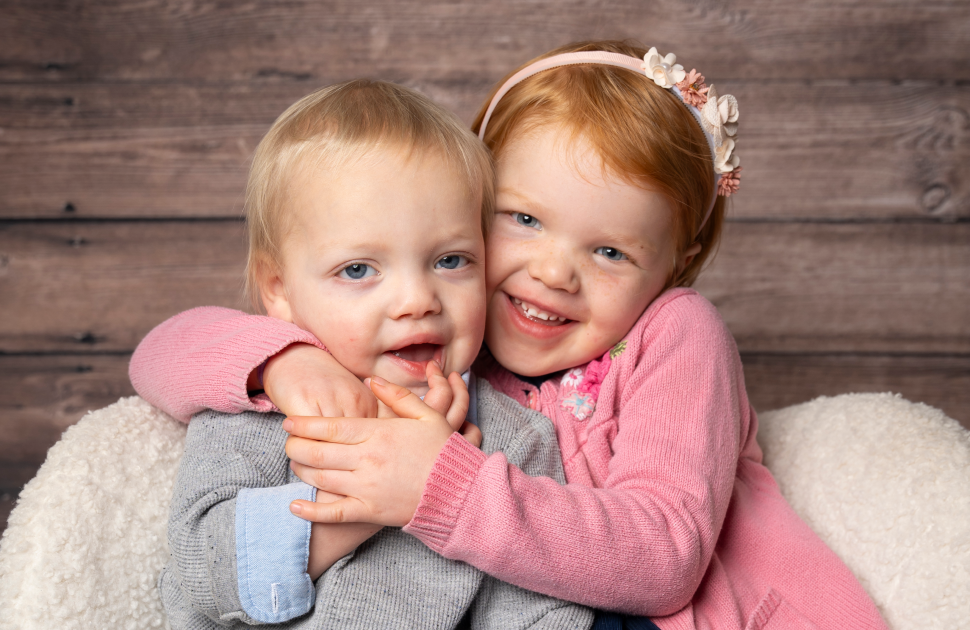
[129,290,887,629]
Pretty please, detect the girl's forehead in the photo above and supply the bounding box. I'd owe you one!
[499,125,638,191]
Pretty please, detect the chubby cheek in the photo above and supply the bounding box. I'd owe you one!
[300,308,377,379]
[586,279,659,349]
[484,233,518,294]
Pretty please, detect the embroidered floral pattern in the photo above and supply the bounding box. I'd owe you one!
[609,340,628,359]
[561,391,596,421]
[559,350,615,421]
[561,367,584,388]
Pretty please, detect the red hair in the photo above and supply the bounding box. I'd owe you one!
[473,40,725,288]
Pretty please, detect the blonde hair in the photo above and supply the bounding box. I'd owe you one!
[473,40,725,288]
[245,79,495,308]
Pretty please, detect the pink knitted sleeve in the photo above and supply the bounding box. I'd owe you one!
[404,298,745,615]
[128,306,326,422]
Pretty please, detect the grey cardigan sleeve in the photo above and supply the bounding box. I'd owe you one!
[162,410,314,626]
[469,379,595,630]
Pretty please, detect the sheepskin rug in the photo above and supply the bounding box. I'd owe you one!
[0,393,968,629]
[756,393,970,628]
[0,397,185,630]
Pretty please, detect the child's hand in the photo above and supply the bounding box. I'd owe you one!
[261,343,379,419]
[415,361,482,447]
[283,376,472,527]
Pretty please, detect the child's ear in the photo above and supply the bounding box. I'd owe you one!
[678,242,703,273]
[255,257,294,323]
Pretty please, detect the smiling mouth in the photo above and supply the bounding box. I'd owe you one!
[510,296,570,326]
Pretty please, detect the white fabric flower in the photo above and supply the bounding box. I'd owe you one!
[700,85,739,147]
[641,47,686,89]
[714,138,740,173]
[561,368,584,388]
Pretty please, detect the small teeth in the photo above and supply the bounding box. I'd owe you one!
[512,297,566,322]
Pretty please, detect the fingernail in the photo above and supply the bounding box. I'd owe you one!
[282,418,293,432]
[290,502,302,515]
[370,376,387,387]
[363,377,371,388]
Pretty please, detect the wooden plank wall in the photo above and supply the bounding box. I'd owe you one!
[2,0,968,534]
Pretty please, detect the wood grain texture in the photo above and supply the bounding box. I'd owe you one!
[1,1,968,83]
[2,221,967,354]
[0,221,249,353]
[2,81,968,220]
[695,222,970,354]
[0,355,135,493]
[742,353,970,428]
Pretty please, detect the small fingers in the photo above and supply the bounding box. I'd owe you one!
[339,382,379,418]
[289,460,357,493]
[376,399,396,419]
[422,362,454,416]
[460,421,482,448]
[369,376,439,422]
[283,416,371,443]
[289,497,368,523]
[444,371,469,431]
[285,437,358,471]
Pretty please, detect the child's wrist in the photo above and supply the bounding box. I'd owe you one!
[246,361,267,393]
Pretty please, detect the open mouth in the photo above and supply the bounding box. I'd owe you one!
[383,343,444,378]
[510,295,570,326]
[389,343,439,362]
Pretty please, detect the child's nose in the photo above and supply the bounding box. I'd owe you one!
[527,247,580,293]
[391,274,442,319]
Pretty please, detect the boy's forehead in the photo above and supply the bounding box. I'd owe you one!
[285,145,480,224]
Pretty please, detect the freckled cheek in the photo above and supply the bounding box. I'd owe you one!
[484,235,524,290]
[587,281,645,338]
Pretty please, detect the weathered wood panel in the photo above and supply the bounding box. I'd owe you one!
[2,82,968,220]
[742,353,970,428]
[0,355,136,493]
[0,221,249,353]
[695,222,970,353]
[2,1,968,83]
[2,221,967,354]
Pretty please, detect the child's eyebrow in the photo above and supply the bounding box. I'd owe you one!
[495,188,546,214]
[599,231,658,255]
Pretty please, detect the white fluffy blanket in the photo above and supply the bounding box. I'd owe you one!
[0,393,967,629]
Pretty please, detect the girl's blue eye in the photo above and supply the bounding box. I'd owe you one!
[513,213,542,229]
[595,246,627,262]
[435,254,467,270]
[338,263,376,280]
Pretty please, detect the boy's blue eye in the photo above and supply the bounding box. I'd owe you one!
[595,247,627,261]
[338,263,376,280]
[513,213,542,229]
[435,254,467,270]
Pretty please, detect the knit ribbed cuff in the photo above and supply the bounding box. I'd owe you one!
[221,327,328,414]
[403,433,487,553]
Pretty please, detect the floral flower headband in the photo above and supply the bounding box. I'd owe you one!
[478,48,741,235]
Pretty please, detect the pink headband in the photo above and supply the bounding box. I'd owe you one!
[478,49,742,236]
